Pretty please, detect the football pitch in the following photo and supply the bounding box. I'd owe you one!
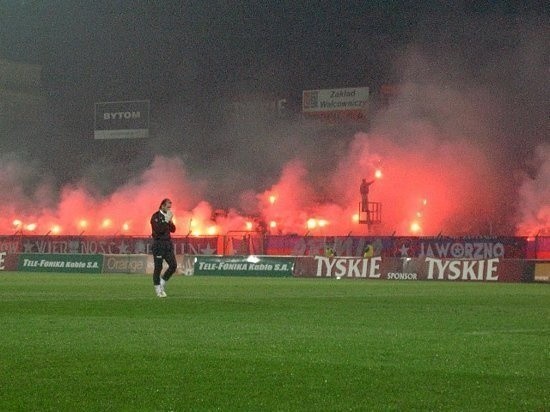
[0,273,548,411]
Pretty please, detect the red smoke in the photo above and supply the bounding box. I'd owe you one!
[1,157,205,236]
[254,129,508,236]
[516,144,550,236]
[0,138,547,237]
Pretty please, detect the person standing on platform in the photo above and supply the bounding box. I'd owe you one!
[360,178,374,212]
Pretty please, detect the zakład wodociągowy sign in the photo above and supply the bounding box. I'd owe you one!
[302,87,369,113]
[94,100,150,139]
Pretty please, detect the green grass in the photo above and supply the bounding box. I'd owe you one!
[0,273,548,411]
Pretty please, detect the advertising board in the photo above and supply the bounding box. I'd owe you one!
[194,256,294,277]
[102,254,148,274]
[293,256,534,282]
[17,254,103,273]
[94,100,149,139]
[302,87,369,113]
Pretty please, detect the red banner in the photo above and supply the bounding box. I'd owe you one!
[0,235,547,259]
[265,236,529,258]
[294,256,534,282]
[0,236,218,255]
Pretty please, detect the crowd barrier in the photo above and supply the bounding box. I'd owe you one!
[1,251,546,283]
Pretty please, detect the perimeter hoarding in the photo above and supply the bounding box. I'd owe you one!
[534,262,550,282]
[194,256,294,277]
[0,252,19,271]
[94,100,149,139]
[302,87,369,113]
[17,254,103,273]
[103,254,148,274]
[293,256,535,282]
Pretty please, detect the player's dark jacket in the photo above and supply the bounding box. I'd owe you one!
[150,211,176,241]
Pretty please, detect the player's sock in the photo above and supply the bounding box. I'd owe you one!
[154,285,166,298]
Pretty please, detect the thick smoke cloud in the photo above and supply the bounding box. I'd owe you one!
[1,156,206,236]
[251,11,549,236]
[0,8,547,236]
[516,144,550,235]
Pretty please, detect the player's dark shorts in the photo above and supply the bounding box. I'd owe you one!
[152,239,174,258]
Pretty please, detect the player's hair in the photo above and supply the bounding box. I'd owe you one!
[159,198,171,208]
